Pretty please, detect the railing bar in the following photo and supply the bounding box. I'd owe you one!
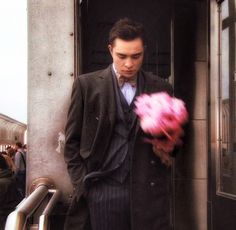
[38,190,60,230]
[42,190,60,216]
[4,185,49,230]
[17,185,48,215]
[39,215,48,230]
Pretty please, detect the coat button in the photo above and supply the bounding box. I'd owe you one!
[150,182,155,187]
[150,160,156,165]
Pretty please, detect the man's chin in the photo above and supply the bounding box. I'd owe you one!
[122,72,136,78]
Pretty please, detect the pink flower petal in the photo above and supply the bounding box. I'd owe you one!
[135,92,188,151]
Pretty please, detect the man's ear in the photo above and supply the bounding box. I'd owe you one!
[108,44,113,55]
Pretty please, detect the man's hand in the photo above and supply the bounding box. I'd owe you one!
[152,145,172,167]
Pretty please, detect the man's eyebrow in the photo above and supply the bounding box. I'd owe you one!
[116,52,127,56]
[131,52,143,56]
[116,52,143,56]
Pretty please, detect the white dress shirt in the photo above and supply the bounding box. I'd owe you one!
[112,64,137,105]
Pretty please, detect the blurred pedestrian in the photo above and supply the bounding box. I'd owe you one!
[14,142,26,196]
[1,151,16,173]
[0,154,22,230]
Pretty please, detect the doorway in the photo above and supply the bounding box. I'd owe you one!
[79,0,171,78]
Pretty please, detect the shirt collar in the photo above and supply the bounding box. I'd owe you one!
[112,63,120,78]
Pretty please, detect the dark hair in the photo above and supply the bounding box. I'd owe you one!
[0,154,8,170]
[109,18,145,45]
[15,142,23,148]
[7,148,15,158]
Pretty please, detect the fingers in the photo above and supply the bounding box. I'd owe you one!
[152,146,172,167]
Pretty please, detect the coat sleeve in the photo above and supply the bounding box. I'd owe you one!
[64,77,86,189]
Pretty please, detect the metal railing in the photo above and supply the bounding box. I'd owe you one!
[4,178,60,230]
[38,189,61,230]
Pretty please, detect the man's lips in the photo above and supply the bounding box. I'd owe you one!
[123,70,135,74]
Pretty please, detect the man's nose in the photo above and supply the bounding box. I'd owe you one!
[124,58,133,68]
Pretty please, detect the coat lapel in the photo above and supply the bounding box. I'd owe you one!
[97,66,117,129]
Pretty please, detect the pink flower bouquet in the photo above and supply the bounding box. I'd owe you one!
[134,92,188,165]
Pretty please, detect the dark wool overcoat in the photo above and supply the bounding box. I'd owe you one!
[0,169,22,228]
[64,65,173,230]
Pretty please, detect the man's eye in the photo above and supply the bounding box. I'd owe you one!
[118,55,126,59]
[132,55,141,59]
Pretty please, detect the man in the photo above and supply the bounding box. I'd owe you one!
[64,18,173,230]
[0,154,22,229]
[1,151,15,173]
[14,142,26,196]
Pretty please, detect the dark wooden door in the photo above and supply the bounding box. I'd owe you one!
[80,0,171,79]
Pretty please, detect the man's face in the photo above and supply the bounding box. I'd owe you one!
[108,38,144,78]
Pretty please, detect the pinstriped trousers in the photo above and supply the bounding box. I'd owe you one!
[87,176,130,230]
